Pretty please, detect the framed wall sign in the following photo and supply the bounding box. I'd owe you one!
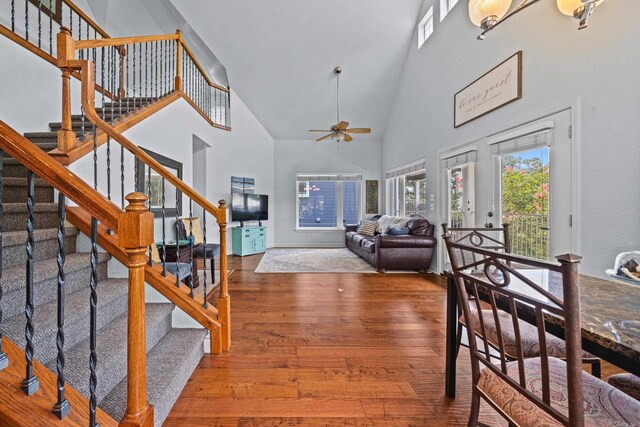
[454,51,522,128]
[365,180,379,214]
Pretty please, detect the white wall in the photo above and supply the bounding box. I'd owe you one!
[382,0,640,277]
[273,139,382,247]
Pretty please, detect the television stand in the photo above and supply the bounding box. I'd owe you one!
[232,225,267,256]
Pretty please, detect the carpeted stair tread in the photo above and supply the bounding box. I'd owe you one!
[3,278,129,365]
[2,176,53,187]
[2,177,55,203]
[53,303,175,402]
[1,252,110,319]
[1,202,61,231]
[99,328,207,426]
[2,227,78,270]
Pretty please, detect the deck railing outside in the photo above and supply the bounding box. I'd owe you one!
[504,212,549,260]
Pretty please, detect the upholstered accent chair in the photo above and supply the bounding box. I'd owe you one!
[442,224,601,378]
[443,235,640,426]
[176,217,221,279]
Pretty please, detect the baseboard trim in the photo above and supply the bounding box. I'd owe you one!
[273,243,346,248]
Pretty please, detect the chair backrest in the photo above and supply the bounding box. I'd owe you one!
[443,234,584,426]
[178,217,205,245]
[442,223,511,253]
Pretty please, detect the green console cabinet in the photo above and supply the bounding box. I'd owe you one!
[232,226,267,256]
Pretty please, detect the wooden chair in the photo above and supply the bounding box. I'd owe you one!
[443,235,640,426]
[176,217,221,280]
[442,224,601,378]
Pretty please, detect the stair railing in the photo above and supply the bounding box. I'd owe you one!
[1,0,117,99]
[57,28,232,352]
[55,27,231,161]
[0,121,151,425]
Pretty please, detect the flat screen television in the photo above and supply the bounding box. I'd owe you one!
[231,194,268,223]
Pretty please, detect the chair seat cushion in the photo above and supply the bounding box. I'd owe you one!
[477,357,640,427]
[608,373,640,400]
[165,262,192,281]
[465,307,595,360]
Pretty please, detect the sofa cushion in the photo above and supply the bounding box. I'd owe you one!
[360,238,376,253]
[351,234,368,246]
[388,226,410,235]
[377,235,437,249]
[357,220,378,236]
[346,231,357,242]
[407,218,432,236]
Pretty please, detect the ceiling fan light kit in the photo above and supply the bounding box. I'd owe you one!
[470,0,605,40]
[309,66,371,143]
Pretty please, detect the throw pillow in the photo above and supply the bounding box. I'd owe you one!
[357,220,378,236]
[387,226,410,235]
[376,215,410,233]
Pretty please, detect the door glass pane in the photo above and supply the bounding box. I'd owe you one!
[404,172,426,217]
[298,181,337,228]
[449,168,464,228]
[501,147,550,260]
[342,181,359,225]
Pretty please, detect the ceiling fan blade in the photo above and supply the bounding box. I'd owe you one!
[343,134,353,142]
[337,121,349,131]
[309,130,332,132]
[316,133,334,142]
[346,128,371,134]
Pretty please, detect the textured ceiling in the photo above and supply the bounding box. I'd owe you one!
[171,0,426,140]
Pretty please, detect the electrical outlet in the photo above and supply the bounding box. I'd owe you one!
[430,203,435,211]
[429,194,435,202]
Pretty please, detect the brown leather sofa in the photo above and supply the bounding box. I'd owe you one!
[345,215,437,272]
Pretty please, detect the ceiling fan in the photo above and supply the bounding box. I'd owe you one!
[309,67,371,142]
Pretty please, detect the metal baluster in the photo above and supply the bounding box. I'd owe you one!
[0,152,7,371]
[68,7,71,39]
[139,42,142,110]
[201,208,208,308]
[126,44,130,115]
[118,47,123,119]
[111,46,115,122]
[93,122,98,191]
[188,200,194,298]
[174,187,181,287]
[21,171,39,395]
[49,3,53,58]
[161,177,167,276]
[132,43,137,111]
[11,0,15,32]
[161,40,165,97]
[52,193,70,419]
[145,42,148,103]
[155,41,158,99]
[25,0,29,42]
[88,218,99,427]
[146,165,153,265]
[37,0,41,48]
[77,10,80,41]
[134,156,139,193]
[121,146,125,210]
[101,46,105,122]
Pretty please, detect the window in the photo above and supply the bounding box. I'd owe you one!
[296,174,362,230]
[417,6,434,49]
[386,161,427,218]
[440,0,459,21]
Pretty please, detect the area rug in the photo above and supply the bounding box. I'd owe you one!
[254,248,378,273]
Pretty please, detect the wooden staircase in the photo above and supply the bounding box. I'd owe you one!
[0,1,233,426]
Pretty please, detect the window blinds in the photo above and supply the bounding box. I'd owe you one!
[296,174,362,181]
[489,129,553,156]
[385,160,427,179]
[441,150,477,169]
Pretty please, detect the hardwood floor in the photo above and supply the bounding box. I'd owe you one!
[165,254,624,426]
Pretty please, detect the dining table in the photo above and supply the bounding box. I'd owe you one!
[444,268,640,398]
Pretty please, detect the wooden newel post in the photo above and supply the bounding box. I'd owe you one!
[119,193,155,427]
[56,27,77,151]
[174,30,182,91]
[217,200,231,350]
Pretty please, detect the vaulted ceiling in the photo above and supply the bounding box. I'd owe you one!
[171,0,426,140]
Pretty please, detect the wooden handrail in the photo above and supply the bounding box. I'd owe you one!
[178,37,230,93]
[0,121,121,230]
[74,33,180,50]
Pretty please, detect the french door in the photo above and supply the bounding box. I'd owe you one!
[447,162,475,228]
[488,110,573,260]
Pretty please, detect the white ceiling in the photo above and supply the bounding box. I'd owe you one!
[171,0,426,140]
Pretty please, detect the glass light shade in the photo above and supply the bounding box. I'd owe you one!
[468,0,513,27]
[557,0,602,16]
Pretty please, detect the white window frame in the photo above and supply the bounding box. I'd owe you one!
[440,0,459,21]
[295,174,362,231]
[385,168,427,218]
[417,6,434,49]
